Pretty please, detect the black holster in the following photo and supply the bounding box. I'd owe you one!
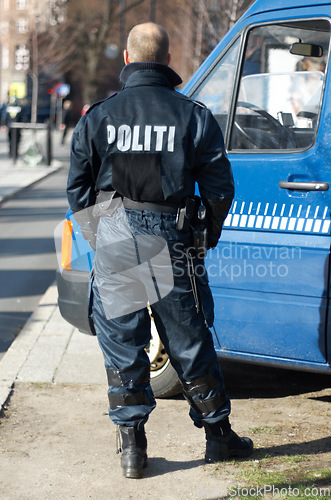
[193,205,208,259]
[176,197,209,258]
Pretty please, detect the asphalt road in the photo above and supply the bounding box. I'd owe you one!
[0,167,69,360]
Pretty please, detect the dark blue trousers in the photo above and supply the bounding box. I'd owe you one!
[92,208,230,428]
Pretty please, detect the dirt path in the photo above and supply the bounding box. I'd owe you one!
[0,365,330,499]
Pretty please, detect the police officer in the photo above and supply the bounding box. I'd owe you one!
[67,22,253,479]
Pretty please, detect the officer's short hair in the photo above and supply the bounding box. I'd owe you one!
[127,23,169,64]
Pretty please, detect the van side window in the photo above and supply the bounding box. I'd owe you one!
[191,38,240,136]
[230,20,330,151]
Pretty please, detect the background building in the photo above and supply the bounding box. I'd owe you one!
[0,0,66,103]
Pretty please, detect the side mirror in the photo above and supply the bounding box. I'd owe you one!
[290,42,323,57]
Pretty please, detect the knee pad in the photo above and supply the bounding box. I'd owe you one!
[109,391,153,410]
[107,367,152,410]
[106,366,150,388]
[181,374,227,414]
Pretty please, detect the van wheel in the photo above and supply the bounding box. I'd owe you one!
[146,312,181,398]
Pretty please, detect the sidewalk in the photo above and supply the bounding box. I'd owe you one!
[0,127,67,204]
[0,284,105,410]
[0,125,78,409]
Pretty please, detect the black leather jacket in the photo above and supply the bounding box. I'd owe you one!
[67,63,234,242]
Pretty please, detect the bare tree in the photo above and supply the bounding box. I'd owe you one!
[38,0,144,105]
[224,0,253,30]
[191,0,254,71]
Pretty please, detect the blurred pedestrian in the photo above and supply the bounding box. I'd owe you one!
[61,100,72,144]
[6,102,22,158]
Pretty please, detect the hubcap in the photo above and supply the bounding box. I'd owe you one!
[145,309,169,378]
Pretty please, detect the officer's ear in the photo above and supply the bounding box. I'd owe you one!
[124,50,130,65]
[166,53,171,66]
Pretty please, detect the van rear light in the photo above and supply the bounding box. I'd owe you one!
[61,219,73,270]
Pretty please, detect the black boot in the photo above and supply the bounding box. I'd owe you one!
[119,426,148,478]
[203,417,253,463]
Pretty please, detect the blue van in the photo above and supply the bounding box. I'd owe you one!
[56,0,331,397]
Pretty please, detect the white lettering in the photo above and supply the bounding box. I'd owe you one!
[168,126,175,152]
[144,125,152,151]
[132,125,143,151]
[106,124,176,152]
[154,125,167,151]
[117,124,131,151]
[107,125,116,145]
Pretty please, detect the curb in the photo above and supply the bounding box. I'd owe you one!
[0,284,59,412]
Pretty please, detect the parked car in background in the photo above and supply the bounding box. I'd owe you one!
[2,97,51,124]
[57,0,331,397]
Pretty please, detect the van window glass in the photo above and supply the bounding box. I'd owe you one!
[191,38,240,136]
[230,20,330,151]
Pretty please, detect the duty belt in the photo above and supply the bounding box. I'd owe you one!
[96,191,179,214]
[122,197,178,214]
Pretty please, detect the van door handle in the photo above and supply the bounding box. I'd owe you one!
[279,181,329,191]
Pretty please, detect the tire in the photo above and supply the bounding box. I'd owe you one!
[146,309,181,398]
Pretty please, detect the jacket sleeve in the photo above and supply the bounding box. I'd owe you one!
[66,115,98,211]
[194,107,235,248]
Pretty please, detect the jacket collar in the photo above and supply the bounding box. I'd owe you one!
[120,62,182,89]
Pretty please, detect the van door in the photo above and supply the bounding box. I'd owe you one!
[192,17,331,368]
